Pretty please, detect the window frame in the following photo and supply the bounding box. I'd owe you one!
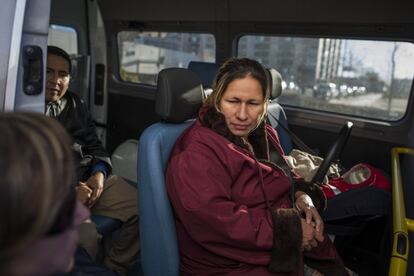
[115,30,217,86]
[48,24,79,55]
[235,33,414,124]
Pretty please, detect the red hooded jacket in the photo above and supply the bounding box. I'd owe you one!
[166,106,345,275]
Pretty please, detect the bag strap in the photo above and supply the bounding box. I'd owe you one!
[267,112,318,156]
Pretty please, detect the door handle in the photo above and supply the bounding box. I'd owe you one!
[23,45,43,95]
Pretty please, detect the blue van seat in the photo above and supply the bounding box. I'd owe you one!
[137,68,204,276]
[266,68,293,154]
[188,61,220,89]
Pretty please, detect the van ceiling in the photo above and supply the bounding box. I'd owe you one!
[98,0,414,24]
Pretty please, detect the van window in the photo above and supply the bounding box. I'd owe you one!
[48,25,78,54]
[117,31,215,85]
[238,36,414,121]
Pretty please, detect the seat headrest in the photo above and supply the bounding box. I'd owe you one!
[156,68,204,123]
[188,61,220,88]
[267,68,283,100]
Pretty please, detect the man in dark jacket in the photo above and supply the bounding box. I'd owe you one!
[45,45,138,276]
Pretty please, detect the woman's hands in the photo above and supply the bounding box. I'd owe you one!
[300,218,317,251]
[295,191,324,251]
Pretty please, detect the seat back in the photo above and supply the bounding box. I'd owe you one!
[266,68,293,154]
[137,68,203,276]
[188,61,220,90]
[69,54,91,104]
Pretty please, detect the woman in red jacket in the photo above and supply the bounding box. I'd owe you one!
[166,58,348,275]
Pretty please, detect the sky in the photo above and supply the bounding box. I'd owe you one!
[346,40,414,82]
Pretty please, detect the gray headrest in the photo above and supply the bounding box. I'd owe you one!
[267,68,283,100]
[156,68,204,123]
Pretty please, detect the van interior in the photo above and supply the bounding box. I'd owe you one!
[10,0,414,275]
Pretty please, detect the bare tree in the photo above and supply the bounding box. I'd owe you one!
[387,42,399,114]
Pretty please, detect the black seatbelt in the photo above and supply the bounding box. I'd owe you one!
[267,137,297,205]
[267,112,318,156]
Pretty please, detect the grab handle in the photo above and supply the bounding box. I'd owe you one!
[22,45,43,95]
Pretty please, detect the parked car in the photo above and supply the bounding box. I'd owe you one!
[356,86,367,95]
[313,82,339,100]
[339,84,354,98]
[282,80,302,95]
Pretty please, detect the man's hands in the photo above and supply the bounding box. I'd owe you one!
[86,172,105,207]
[295,191,324,251]
[77,172,105,208]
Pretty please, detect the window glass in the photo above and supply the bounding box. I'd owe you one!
[118,31,215,85]
[48,25,78,54]
[238,36,414,121]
